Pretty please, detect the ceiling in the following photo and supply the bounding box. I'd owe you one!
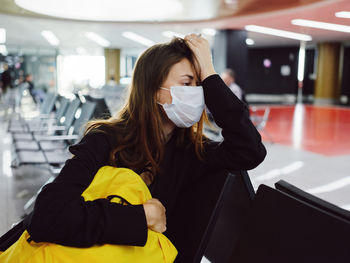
[0,0,349,56]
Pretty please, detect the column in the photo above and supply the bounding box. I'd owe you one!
[213,29,248,89]
[104,48,121,84]
[314,43,343,105]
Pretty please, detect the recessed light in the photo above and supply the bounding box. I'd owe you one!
[245,25,312,41]
[245,38,255,45]
[292,19,350,33]
[122,32,155,47]
[335,11,350,19]
[162,31,185,39]
[41,30,60,46]
[85,32,110,47]
[202,28,216,36]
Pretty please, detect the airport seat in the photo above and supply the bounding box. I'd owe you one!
[8,92,58,133]
[12,98,80,150]
[167,169,254,263]
[17,100,97,214]
[250,106,273,143]
[84,94,111,119]
[230,182,350,263]
[12,100,96,168]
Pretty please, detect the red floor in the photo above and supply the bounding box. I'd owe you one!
[251,104,350,156]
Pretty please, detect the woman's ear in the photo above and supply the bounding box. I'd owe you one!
[157,88,172,104]
[156,89,161,102]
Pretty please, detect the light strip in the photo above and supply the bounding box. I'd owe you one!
[85,32,110,47]
[122,32,155,47]
[202,28,216,36]
[307,177,350,194]
[245,25,312,41]
[162,31,185,39]
[335,11,350,19]
[0,28,6,43]
[292,19,350,33]
[41,30,60,46]
[297,41,306,82]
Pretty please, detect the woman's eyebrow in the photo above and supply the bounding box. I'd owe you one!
[180,74,194,79]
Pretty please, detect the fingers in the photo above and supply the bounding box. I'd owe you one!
[143,198,167,233]
[184,33,216,81]
[185,33,200,44]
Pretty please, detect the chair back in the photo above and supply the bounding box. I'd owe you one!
[194,171,255,263]
[55,97,69,121]
[230,184,350,263]
[84,95,111,119]
[61,99,81,130]
[167,170,254,263]
[71,101,97,136]
[40,92,57,115]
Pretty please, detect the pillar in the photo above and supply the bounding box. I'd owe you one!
[314,43,343,105]
[104,48,121,84]
[213,29,248,89]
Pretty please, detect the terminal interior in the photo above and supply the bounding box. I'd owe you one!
[0,0,350,262]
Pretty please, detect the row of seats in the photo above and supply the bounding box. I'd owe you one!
[7,91,111,214]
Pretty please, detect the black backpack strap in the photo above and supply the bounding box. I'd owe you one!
[0,212,33,252]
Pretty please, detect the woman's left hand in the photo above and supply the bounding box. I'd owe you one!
[184,33,217,82]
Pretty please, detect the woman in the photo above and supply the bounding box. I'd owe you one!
[26,34,266,260]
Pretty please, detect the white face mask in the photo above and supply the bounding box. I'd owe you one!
[158,86,205,128]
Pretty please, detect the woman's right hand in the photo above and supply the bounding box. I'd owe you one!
[143,198,167,233]
[184,33,216,82]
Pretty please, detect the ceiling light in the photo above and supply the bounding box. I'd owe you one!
[122,32,155,47]
[0,28,6,43]
[41,30,60,46]
[162,31,185,39]
[85,32,110,47]
[0,45,7,55]
[202,28,216,36]
[15,0,183,21]
[335,11,350,19]
[292,19,350,33]
[245,25,312,41]
[245,38,255,45]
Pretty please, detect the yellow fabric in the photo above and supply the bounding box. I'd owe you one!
[0,166,177,263]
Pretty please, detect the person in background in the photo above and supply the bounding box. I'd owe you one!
[24,73,37,103]
[220,68,246,103]
[0,63,12,95]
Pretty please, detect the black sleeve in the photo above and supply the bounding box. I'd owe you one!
[202,74,267,171]
[27,132,148,247]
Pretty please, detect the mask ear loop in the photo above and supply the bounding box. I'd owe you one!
[157,87,172,105]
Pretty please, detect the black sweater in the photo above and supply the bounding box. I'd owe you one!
[27,74,266,249]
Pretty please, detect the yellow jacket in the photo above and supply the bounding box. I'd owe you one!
[0,166,177,263]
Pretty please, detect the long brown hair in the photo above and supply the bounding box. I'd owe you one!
[85,37,207,176]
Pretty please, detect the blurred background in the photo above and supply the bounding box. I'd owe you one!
[0,0,350,237]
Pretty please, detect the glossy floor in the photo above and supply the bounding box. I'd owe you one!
[249,104,350,210]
